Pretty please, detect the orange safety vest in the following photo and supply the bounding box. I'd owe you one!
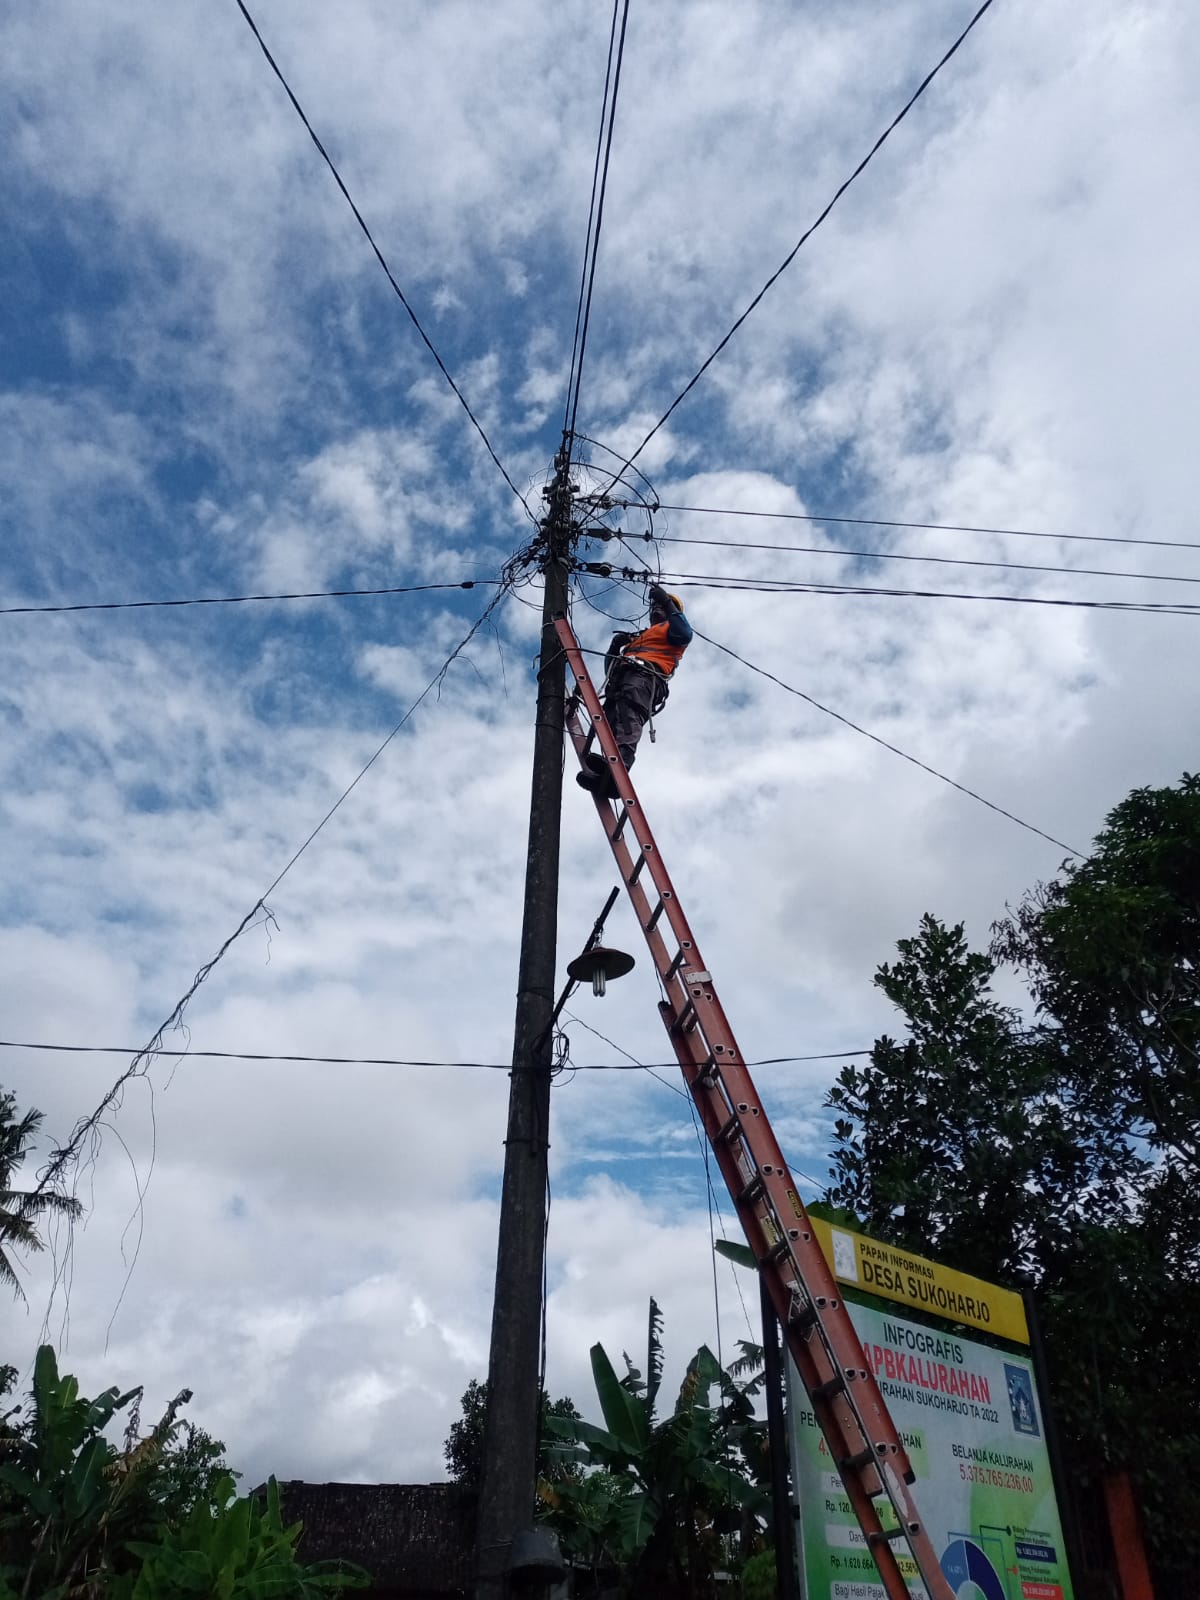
[623,620,687,678]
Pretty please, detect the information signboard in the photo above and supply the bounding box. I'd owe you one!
[788,1293,1073,1598]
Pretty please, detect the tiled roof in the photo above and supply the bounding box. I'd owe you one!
[277,1480,475,1595]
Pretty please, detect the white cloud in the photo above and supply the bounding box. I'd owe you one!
[1,0,1198,1499]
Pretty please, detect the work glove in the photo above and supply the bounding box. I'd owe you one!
[648,584,676,611]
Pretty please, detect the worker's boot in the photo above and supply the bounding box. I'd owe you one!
[600,754,635,799]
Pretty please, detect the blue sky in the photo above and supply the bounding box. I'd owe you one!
[3,0,1199,1484]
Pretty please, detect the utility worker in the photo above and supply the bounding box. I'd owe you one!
[578,585,693,798]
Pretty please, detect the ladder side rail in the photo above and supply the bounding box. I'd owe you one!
[557,615,952,1600]
[666,1006,905,1507]
[565,707,683,991]
[661,1007,927,1600]
[557,621,713,979]
[562,621,914,1481]
[665,1007,880,1452]
[663,953,954,1592]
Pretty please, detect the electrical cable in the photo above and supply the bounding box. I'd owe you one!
[572,433,662,516]
[0,580,495,618]
[26,583,515,1213]
[691,624,1084,857]
[562,0,623,438]
[656,571,1200,618]
[561,1011,755,1343]
[230,0,534,522]
[704,1129,724,1372]
[565,0,632,447]
[559,1011,690,1097]
[4,1037,871,1070]
[573,570,644,629]
[617,0,998,477]
[654,502,1200,555]
[590,559,1200,616]
[644,532,1200,589]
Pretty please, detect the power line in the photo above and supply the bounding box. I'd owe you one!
[0,579,494,618]
[19,566,1200,621]
[642,532,1200,589]
[692,624,1084,858]
[230,0,533,521]
[620,0,998,476]
[562,1,620,438]
[653,502,1200,556]
[563,0,632,444]
[27,584,514,1211]
[3,1037,870,1070]
[657,571,1200,617]
[561,1013,757,1344]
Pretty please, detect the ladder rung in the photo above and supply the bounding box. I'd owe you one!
[716,1114,741,1145]
[611,805,630,840]
[839,1446,878,1473]
[736,1173,764,1206]
[868,1524,915,1546]
[646,897,666,932]
[759,1237,791,1266]
[788,1300,818,1333]
[673,998,696,1033]
[665,948,687,980]
[627,852,647,885]
[694,1059,719,1089]
[811,1374,846,1402]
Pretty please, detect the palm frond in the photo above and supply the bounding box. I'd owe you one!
[646,1297,664,1423]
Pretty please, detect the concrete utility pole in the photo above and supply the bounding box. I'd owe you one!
[474,454,573,1599]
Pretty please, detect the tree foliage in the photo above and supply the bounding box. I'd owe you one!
[825,774,1200,1595]
[540,1299,769,1597]
[827,915,1137,1284]
[0,1089,82,1300]
[0,1345,365,1599]
[993,772,1200,1172]
[443,1377,580,1490]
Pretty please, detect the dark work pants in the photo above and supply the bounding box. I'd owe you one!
[604,663,660,768]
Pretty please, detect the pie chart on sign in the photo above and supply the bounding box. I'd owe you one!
[940,1537,1006,1600]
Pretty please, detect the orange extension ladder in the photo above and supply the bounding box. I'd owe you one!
[556,613,952,1600]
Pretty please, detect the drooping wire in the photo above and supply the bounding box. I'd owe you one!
[564,0,633,449]
[230,0,534,523]
[704,1129,724,1373]
[0,579,495,619]
[572,570,644,629]
[27,583,515,1231]
[562,0,623,438]
[692,623,1083,857]
[616,0,999,479]
[654,502,1200,556]
[572,434,661,512]
[561,1011,755,1344]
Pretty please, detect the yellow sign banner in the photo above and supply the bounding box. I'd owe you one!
[809,1217,1029,1346]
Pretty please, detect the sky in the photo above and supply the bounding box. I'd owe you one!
[2,0,1199,1489]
